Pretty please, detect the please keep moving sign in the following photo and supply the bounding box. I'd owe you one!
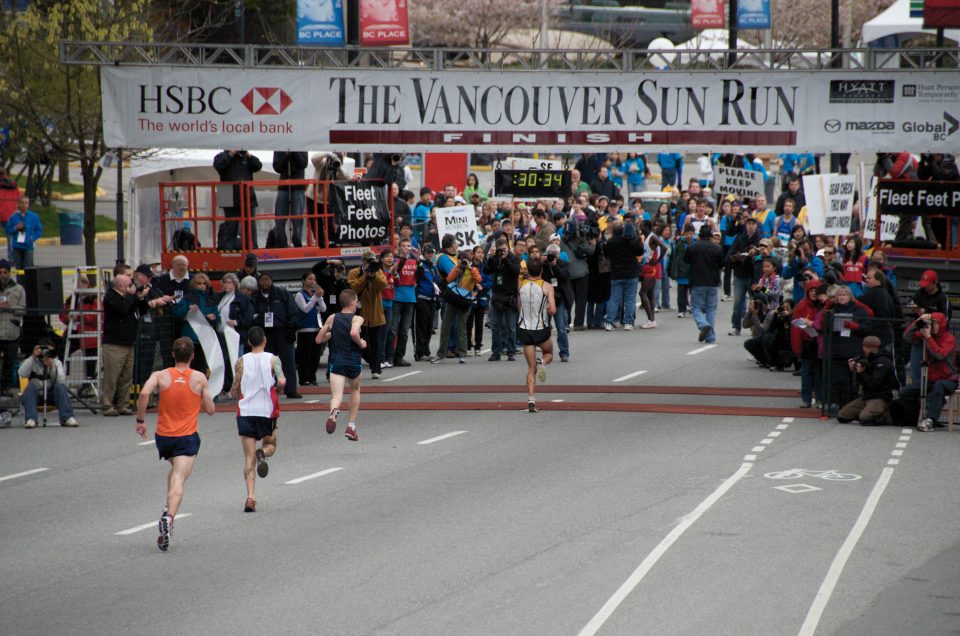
[330,182,391,244]
[436,205,479,249]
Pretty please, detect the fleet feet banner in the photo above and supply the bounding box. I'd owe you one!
[101,66,960,153]
[329,181,391,244]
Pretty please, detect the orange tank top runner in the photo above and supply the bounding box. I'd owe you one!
[156,368,201,437]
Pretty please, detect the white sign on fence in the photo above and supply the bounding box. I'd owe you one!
[803,174,857,235]
[506,157,563,171]
[436,205,479,249]
[101,66,960,152]
[860,168,900,241]
[714,166,765,199]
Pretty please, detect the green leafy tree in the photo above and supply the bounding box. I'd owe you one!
[0,0,153,264]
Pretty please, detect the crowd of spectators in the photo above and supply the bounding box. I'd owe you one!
[11,151,957,433]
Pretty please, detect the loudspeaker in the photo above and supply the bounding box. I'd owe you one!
[22,267,63,311]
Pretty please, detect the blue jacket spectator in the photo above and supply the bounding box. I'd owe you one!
[657,153,684,187]
[6,197,42,268]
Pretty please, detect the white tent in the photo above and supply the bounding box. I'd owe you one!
[674,29,757,51]
[127,149,353,265]
[861,0,960,44]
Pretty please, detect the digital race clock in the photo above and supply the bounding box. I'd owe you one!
[494,169,571,198]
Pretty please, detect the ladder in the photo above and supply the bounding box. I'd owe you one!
[61,267,103,403]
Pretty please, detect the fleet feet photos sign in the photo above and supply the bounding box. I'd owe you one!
[102,67,960,152]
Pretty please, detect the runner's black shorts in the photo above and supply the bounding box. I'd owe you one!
[156,432,201,460]
[517,327,551,347]
[237,416,278,441]
[328,364,361,379]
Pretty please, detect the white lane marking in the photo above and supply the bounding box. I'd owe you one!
[138,439,156,446]
[887,459,900,465]
[744,454,758,461]
[901,428,912,434]
[686,344,718,356]
[798,467,895,636]
[769,431,782,437]
[578,462,753,636]
[782,417,795,423]
[895,442,908,449]
[480,348,491,355]
[306,399,321,404]
[381,371,422,383]
[284,467,344,485]
[417,431,468,445]
[751,446,766,452]
[115,513,190,536]
[0,467,49,483]
[550,399,566,403]
[613,370,648,383]
[898,436,911,442]
[761,439,774,445]
[776,424,790,430]
[891,449,904,456]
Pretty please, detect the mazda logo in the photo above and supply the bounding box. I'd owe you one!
[824,119,841,133]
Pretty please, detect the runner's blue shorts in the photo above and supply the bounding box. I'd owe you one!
[156,432,201,460]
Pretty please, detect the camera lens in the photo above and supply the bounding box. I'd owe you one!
[391,154,402,162]
[331,160,341,169]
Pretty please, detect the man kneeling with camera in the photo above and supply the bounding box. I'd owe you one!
[836,335,897,427]
[19,338,77,428]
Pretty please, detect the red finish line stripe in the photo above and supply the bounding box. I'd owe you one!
[293,384,800,398]
[213,401,816,419]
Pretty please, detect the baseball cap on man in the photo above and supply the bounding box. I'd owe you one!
[919,269,938,287]
[135,264,153,277]
[759,238,772,247]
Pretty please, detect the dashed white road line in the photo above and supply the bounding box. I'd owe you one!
[138,439,156,446]
[686,344,718,355]
[798,467,896,636]
[0,467,49,483]
[613,370,648,383]
[782,417,795,423]
[579,461,754,636]
[550,399,566,403]
[284,467,344,485]
[417,431,468,445]
[115,513,190,536]
[381,371,422,383]
[305,399,321,404]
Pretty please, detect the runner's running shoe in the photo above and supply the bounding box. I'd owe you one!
[157,514,172,552]
[244,498,256,513]
[536,357,546,383]
[344,425,358,442]
[528,399,538,413]
[326,409,339,435]
[256,448,269,478]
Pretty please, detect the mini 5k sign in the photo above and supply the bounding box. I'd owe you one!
[436,205,479,249]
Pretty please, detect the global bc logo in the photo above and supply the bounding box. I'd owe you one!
[902,112,959,141]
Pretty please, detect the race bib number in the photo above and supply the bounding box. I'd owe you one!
[264,312,274,328]
[329,295,336,305]
[174,290,183,302]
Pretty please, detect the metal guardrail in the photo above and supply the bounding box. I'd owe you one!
[59,41,960,72]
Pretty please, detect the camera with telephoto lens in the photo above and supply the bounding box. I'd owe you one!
[390,154,403,163]
[39,346,56,360]
[366,260,381,274]
[916,318,929,329]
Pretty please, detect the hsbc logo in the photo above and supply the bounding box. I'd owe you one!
[241,88,292,115]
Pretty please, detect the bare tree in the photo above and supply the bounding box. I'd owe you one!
[769,0,896,48]
[411,0,548,49]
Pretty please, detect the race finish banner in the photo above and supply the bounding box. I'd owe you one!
[876,179,960,217]
[329,181,391,244]
[714,166,764,199]
[803,174,857,235]
[435,205,479,249]
[101,66,960,152]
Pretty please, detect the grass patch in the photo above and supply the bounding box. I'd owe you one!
[33,205,119,236]
[14,175,85,197]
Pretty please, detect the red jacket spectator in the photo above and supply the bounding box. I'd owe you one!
[0,173,21,223]
[904,312,956,382]
[59,293,100,350]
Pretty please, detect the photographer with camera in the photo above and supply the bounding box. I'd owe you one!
[348,251,388,377]
[899,312,957,431]
[726,217,761,336]
[836,336,898,426]
[214,150,262,250]
[484,236,521,361]
[19,338,77,428]
[560,216,595,330]
[431,238,480,364]
[543,244,573,361]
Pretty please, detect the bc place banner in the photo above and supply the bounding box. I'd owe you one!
[297,0,346,46]
[359,0,409,45]
[101,66,960,153]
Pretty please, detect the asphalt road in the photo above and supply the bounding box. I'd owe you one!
[2,300,958,636]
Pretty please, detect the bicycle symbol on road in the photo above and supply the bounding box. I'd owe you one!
[764,469,862,481]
